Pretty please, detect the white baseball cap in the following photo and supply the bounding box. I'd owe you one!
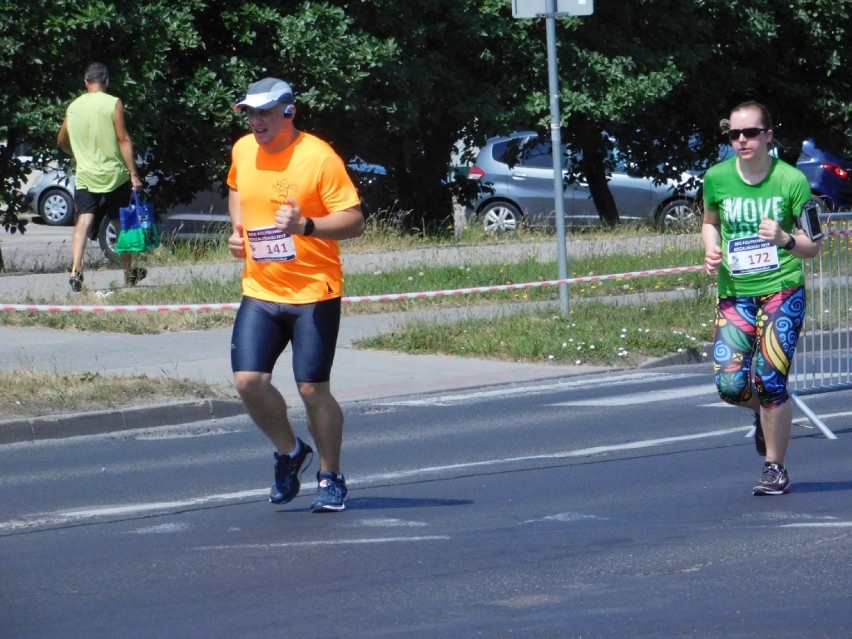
[233,77,294,112]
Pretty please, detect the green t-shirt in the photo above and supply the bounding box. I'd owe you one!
[66,92,130,193]
[703,157,812,297]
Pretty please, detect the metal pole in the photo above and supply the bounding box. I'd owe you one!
[545,0,570,316]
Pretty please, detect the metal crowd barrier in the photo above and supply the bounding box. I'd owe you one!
[790,211,852,439]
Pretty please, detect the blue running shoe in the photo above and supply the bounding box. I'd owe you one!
[269,438,313,504]
[310,471,347,512]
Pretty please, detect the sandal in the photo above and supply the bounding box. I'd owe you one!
[68,270,84,292]
[126,267,148,287]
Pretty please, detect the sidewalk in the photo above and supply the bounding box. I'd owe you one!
[0,236,703,444]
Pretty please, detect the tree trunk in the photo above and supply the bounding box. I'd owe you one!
[580,144,620,226]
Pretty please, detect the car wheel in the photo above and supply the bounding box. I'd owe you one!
[656,198,700,233]
[39,188,75,226]
[98,216,120,263]
[481,201,521,234]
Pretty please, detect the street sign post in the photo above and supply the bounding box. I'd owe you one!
[512,0,593,317]
[512,0,593,19]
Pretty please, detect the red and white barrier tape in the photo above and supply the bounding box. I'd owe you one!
[0,264,705,313]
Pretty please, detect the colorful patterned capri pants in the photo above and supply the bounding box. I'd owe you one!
[712,286,806,409]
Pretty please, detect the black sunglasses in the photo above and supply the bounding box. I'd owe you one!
[727,127,767,141]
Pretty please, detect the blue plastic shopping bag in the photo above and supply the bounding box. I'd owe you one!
[115,191,160,254]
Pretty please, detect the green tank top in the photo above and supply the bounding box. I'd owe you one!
[66,92,129,193]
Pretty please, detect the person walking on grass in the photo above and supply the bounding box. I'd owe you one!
[702,100,822,496]
[57,62,146,292]
[226,77,364,512]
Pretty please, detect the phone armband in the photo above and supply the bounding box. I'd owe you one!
[798,200,824,241]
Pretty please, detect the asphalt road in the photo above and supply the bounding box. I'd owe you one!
[0,214,101,272]
[2,363,850,638]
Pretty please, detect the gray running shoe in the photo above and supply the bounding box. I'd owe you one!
[753,462,792,496]
[269,438,313,504]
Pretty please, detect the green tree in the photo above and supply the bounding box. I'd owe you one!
[529,0,852,224]
[2,0,850,248]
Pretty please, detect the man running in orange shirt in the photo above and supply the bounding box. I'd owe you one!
[227,77,364,512]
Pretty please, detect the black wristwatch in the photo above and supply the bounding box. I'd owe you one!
[782,234,796,251]
[303,218,315,236]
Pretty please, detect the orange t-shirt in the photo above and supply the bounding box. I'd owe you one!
[227,132,361,304]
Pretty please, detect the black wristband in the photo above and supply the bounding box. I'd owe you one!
[303,218,315,236]
[783,234,796,251]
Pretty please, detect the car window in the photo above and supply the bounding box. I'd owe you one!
[519,142,555,169]
[491,141,510,164]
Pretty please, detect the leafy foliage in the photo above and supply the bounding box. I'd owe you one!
[1,0,850,242]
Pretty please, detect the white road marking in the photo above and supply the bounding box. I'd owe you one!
[551,384,718,407]
[345,518,428,528]
[377,372,700,406]
[127,523,191,534]
[523,513,606,524]
[195,536,450,551]
[0,489,267,533]
[780,522,852,528]
[353,427,747,486]
[0,425,781,534]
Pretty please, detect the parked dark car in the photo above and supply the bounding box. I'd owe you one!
[794,139,852,212]
[703,139,852,213]
[465,132,699,233]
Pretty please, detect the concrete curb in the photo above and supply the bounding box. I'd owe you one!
[0,399,245,445]
[639,343,713,369]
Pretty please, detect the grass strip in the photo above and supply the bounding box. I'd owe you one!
[0,370,233,418]
[357,294,715,366]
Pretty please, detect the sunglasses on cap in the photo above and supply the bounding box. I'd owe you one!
[727,127,767,141]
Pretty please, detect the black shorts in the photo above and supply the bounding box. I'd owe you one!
[74,181,132,232]
[230,296,341,383]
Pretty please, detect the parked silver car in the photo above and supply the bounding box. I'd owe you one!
[25,168,75,226]
[466,132,699,233]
